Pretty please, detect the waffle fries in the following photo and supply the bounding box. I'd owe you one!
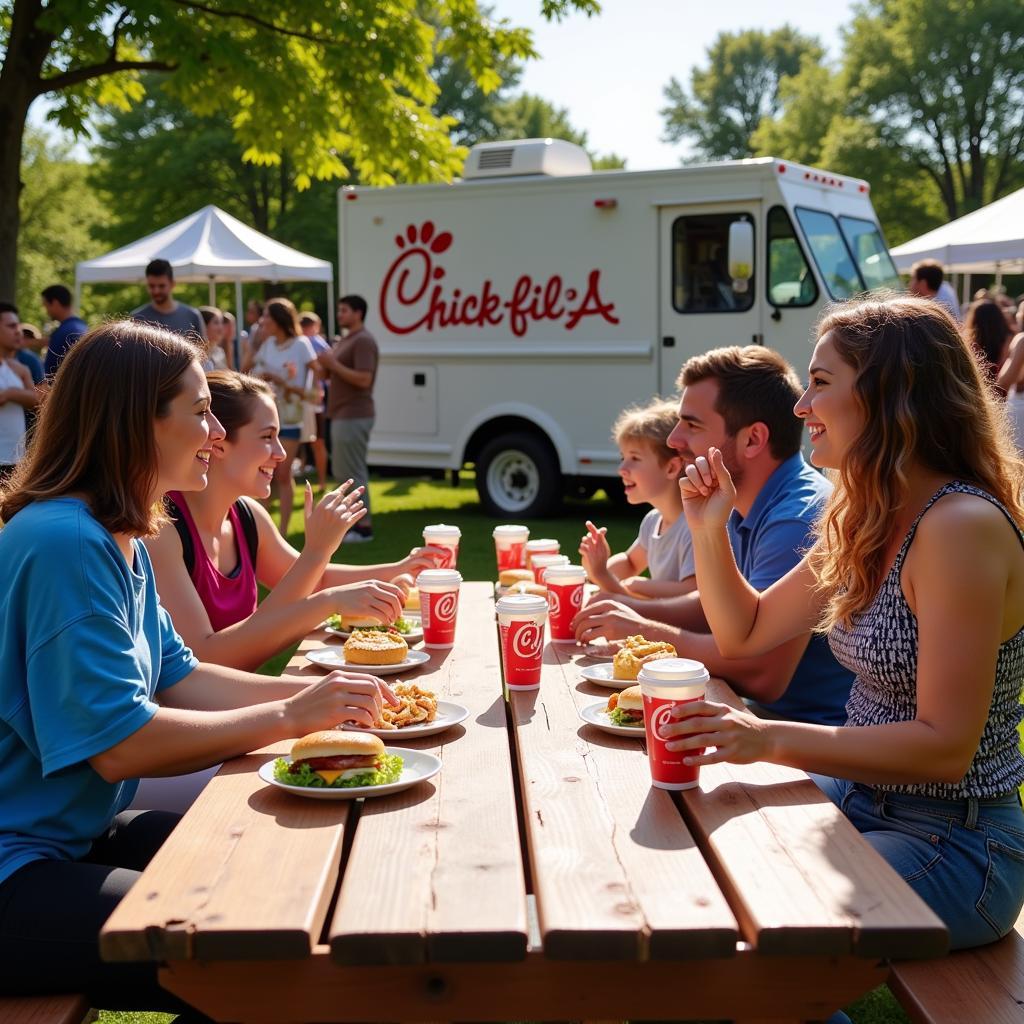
[377,683,439,730]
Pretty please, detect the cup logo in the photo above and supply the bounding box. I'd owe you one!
[650,703,678,743]
[434,591,458,623]
[569,585,583,610]
[512,622,542,660]
[548,589,561,618]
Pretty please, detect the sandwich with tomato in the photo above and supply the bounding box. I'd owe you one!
[605,685,644,728]
[273,730,403,788]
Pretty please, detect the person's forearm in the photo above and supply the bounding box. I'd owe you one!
[624,577,697,598]
[5,386,39,408]
[690,526,760,648]
[322,355,371,390]
[321,562,404,588]
[179,591,335,671]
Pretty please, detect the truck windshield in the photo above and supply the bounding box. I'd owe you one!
[794,208,863,299]
[838,216,901,290]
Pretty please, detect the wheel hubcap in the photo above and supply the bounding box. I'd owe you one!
[487,450,540,513]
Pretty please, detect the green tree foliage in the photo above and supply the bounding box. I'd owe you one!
[660,26,824,161]
[0,0,600,297]
[842,0,1024,219]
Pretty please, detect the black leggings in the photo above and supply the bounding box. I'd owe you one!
[0,810,215,1022]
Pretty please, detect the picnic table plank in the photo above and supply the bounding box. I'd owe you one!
[326,582,528,964]
[678,678,948,959]
[509,641,738,960]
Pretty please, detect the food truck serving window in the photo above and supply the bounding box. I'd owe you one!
[671,212,755,314]
[767,206,817,308]
[838,216,901,291]
[794,207,863,299]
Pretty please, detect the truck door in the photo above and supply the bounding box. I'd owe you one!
[658,204,762,396]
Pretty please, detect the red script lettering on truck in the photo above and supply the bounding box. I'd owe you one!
[379,221,619,337]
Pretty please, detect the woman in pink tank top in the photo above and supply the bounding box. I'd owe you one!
[146,371,445,671]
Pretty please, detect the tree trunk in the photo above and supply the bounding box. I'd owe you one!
[0,88,31,300]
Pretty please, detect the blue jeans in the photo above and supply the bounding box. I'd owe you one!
[813,775,1024,950]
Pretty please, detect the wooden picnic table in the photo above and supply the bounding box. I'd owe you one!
[102,580,948,1023]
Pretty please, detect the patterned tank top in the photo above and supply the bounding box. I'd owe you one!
[829,481,1024,799]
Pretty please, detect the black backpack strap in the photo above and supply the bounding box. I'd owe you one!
[234,497,260,566]
[165,495,196,577]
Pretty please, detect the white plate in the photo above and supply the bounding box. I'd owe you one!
[577,662,632,688]
[305,647,431,675]
[323,616,423,643]
[259,748,441,800]
[578,699,646,737]
[350,700,470,739]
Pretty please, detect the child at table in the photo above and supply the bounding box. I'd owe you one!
[0,323,397,1018]
[668,296,1024,950]
[580,397,696,598]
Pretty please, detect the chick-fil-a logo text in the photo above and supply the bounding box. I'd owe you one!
[380,221,620,338]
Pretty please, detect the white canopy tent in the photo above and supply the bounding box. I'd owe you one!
[890,187,1024,300]
[75,204,336,347]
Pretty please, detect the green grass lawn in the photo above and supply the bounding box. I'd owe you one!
[106,471,909,1023]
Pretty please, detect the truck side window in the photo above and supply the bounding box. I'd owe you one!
[671,213,755,314]
[794,207,863,299]
[767,206,817,308]
[838,216,902,290]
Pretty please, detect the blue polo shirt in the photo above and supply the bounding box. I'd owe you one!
[0,498,197,885]
[727,453,853,725]
[43,316,88,377]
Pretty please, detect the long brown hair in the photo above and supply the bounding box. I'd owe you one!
[0,321,201,535]
[808,295,1024,630]
[206,370,274,441]
[264,297,301,339]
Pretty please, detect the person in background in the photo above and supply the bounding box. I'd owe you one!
[131,259,206,344]
[222,310,238,370]
[909,259,961,323]
[667,296,1024,951]
[0,302,39,481]
[964,299,1016,396]
[581,397,697,600]
[299,311,329,491]
[0,322,395,1018]
[19,323,44,357]
[251,297,317,537]
[16,325,44,385]
[240,299,264,371]
[40,283,88,377]
[319,294,378,543]
[198,306,231,371]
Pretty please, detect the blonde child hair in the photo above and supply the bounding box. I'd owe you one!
[612,397,680,466]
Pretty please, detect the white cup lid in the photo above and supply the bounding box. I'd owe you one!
[416,569,463,586]
[543,563,586,582]
[526,538,560,551]
[493,525,530,538]
[423,523,462,538]
[532,553,569,566]
[496,593,548,615]
[637,657,709,683]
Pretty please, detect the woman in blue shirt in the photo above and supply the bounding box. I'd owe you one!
[0,322,395,1019]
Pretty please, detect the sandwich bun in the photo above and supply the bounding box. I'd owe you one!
[499,568,534,586]
[291,729,384,761]
[616,685,643,713]
[340,615,385,631]
[343,629,408,665]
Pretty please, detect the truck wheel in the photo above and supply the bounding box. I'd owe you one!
[475,433,562,518]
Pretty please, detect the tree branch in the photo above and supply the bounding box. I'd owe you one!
[166,0,341,47]
[36,59,178,96]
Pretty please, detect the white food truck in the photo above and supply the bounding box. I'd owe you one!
[337,139,901,516]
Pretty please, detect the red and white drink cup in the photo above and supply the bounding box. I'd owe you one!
[530,552,569,585]
[493,525,530,574]
[525,538,559,574]
[495,592,548,690]
[543,563,587,644]
[422,524,461,570]
[416,568,463,648]
[637,658,710,791]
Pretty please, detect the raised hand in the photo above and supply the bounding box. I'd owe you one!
[579,520,612,582]
[662,700,771,766]
[397,545,449,577]
[303,480,367,558]
[679,447,737,533]
[571,598,653,644]
[325,580,405,625]
[285,671,399,732]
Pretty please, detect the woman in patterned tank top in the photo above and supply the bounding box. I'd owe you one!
[666,296,1024,950]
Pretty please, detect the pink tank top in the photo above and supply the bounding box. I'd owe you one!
[167,492,259,631]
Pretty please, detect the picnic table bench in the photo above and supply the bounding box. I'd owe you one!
[101,581,948,1022]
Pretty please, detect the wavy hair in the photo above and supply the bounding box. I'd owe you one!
[808,295,1024,630]
[206,370,274,441]
[0,321,200,535]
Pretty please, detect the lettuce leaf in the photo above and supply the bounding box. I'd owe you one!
[607,707,644,728]
[324,616,413,634]
[273,753,404,788]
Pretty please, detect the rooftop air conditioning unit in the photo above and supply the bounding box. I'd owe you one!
[463,138,593,180]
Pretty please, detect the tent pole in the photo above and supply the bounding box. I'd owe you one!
[234,280,244,370]
[995,264,1004,290]
[208,278,216,306]
[963,274,970,307]
[327,277,336,342]
[74,278,82,315]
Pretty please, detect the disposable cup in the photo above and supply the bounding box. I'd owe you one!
[416,568,463,648]
[530,552,569,584]
[637,658,710,790]
[543,563,587,643]
[524,538,560,571]
[423,524,461,570]
[493,525,530,574]
[496,593,548,690]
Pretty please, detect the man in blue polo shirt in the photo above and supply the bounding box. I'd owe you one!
[574,345,853,726]
[41,284,88,377]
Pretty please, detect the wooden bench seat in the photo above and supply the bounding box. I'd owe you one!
[888,912,1024,1023]
[0,994,92,1024]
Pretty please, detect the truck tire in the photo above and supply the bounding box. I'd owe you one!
[475,433,562,518]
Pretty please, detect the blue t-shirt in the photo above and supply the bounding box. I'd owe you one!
[43,316,88,377]
[0,498,197,885]
[727,454,854,726]
[15,349,44,385]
